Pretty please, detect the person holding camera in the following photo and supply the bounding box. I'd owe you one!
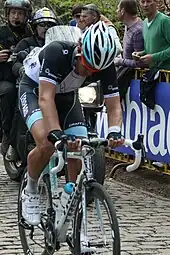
[0,0,32,157]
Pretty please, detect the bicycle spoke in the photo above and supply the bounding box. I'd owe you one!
[74,182,120,254]
[95,198,107,246]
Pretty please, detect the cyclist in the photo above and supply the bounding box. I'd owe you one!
[6,7,58,161]
[0,0,32,157]
[19,21,124,226]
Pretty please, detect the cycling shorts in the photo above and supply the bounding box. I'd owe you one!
[19,75,88,138]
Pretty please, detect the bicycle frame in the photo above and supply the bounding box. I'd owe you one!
[41,135,144,242]
[43,143,96,243]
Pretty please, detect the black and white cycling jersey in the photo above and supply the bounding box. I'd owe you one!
[23,40,119,98]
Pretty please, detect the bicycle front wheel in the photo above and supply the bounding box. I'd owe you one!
[73,182,120,255]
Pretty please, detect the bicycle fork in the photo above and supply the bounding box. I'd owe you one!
[81,184,88,244]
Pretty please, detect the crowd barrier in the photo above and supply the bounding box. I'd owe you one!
[97,69,170,174]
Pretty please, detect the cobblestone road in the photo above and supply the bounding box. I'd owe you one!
[1,155,170,255]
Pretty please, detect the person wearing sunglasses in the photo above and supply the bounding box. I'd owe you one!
[5,7,58,161]
[19,21,124,229]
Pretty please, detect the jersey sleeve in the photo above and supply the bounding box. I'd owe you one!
[39,42,63,86]
[99,63,119,98]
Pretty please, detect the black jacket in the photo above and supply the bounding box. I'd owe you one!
[12,35,45,78]
[0,23,32,83]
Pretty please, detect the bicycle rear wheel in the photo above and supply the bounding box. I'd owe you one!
[73,182,120,255]
[18,168,56,255]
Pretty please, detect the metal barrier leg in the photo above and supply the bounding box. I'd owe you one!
[109,162,129,178]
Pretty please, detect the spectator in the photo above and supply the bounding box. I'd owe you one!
[13,7,58,77]
[78,3,101,30]
[69,4,83,27]
[114,0,145,68]
[134,0,170,69]
[0,0,32,157]
[78,4,122,56]
[135,0,170,168]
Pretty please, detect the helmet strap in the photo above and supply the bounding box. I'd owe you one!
[75,45,82,58]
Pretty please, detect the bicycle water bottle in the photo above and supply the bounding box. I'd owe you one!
[55,182,75,226]
[49,153,57,196]
[60,182,75,209]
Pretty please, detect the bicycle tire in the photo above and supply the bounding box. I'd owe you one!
[92,147,105,185]
[18,168,55,255]
[73,182,121,255]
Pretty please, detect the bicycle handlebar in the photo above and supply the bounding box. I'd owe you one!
[50,134,144,174]
[124,134,144,172]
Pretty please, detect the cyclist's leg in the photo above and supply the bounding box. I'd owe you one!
[56,91,88,182]
[19,75,54,225]
[19,77,54,182]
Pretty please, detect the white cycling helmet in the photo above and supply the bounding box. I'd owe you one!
[32,7,57,25]
[82,21,117,70]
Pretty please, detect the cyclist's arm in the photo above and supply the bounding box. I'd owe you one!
[100,63,122,129]
[39,80,61,133]
[39,43,63,133]
[105,97,122,129]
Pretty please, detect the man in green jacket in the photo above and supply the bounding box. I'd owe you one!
[133,0,170,70]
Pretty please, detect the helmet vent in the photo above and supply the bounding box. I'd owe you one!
[108,34,113,48]
[85,42,90,60]
[94,43,101,65]
[82,21,117,70]
[100,32,104,47]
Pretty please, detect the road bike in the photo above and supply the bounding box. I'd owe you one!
[18,135,143,254]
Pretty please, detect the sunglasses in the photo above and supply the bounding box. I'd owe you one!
[81,55,100,73]
[38,22,54,28]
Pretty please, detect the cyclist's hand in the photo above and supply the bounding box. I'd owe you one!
[47,129,64,145]
[107,132,124,148]
[67,135,81,151]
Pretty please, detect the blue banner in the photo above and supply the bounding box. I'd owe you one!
[97,79,170,163]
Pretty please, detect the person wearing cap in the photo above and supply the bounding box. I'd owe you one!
[0,0,32,158]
